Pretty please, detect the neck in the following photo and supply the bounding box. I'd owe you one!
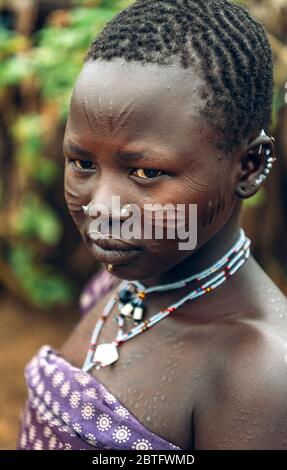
[141,206,243,288]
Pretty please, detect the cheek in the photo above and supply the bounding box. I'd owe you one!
[202,187,228,227]
[179,166,232,227]
[64,171,91,226]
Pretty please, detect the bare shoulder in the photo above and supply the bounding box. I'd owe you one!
[58,283,119,369]
[195,310,287,449]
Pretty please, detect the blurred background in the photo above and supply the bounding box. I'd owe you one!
[0,0,286,450]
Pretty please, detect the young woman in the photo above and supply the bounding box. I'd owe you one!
[18,0,287,450]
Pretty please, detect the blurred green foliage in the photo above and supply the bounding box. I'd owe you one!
[0,1,132,115]
[0,0,134,308]
[0,0,286,307]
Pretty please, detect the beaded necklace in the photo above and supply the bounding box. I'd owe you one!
[82,229,251,372]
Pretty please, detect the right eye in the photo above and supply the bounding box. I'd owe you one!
[66,158,96,171]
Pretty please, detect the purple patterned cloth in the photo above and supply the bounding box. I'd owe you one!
[17,346,182,450]
[79,268,117,316]
[17,269,182,450]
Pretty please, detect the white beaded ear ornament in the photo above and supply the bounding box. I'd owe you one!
[255,129,277,186]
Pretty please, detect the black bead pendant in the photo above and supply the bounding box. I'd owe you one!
[131,297,144,308]
[118,288,132,303]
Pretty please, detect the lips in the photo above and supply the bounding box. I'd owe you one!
[87,233,142,265]
[89,235,138,251]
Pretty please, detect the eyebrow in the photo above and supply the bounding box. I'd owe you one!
[64,141,93,159]
[64,140,154,163]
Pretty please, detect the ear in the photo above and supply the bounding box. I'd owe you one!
[235,130,276,199]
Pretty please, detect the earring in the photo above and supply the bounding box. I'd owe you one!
[82,204,90,216]
[120,204,132,217]
[237,129,276,197]
[107,264,113,273]
[236,183,248,197]
[255,145,276,186]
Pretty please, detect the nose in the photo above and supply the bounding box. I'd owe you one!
[82,186,132,223]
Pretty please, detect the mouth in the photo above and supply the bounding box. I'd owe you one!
[87,234,142,265]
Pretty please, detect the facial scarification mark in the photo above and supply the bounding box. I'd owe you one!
[204,189,227,227]
[65,187,79,199]
[207,200,216,226]
[203,200,213,227]
[66,204,83,214]
[83,97,136,137]
[202,184,227,227]
[97,95,105,135]
[219,187,226,212]
[83,98,96,134]
[64,187,83,214]
[82,96,107,135]
[106,97,113,135]
[112,100,137,135]
[183,175,210,193]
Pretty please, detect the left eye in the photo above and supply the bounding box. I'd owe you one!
[131,168,164,179]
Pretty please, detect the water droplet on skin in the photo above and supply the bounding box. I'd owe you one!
[279,314,284,319]
[161,395,166,401]
[146,415,151,422]
[270,298,276,303]
[161,375,167,382]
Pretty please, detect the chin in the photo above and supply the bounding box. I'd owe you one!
[100,259,148,281]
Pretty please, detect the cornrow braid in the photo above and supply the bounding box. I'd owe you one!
[84,0,274,154]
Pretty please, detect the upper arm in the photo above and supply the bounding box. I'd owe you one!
[194,332,287,450]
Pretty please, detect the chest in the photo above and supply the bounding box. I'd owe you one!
[80,305,205,449]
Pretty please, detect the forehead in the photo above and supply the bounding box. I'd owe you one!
[66,59,215,157]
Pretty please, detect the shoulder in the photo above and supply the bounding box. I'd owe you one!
[194,318,287,449]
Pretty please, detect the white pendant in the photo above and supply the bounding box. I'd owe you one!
[93,343,119,367]
[133,306,144,321]
[120,302,134,317]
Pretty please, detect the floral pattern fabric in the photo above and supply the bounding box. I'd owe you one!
[17,345,182,450]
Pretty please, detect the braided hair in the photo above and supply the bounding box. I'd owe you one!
[84,0,274,154]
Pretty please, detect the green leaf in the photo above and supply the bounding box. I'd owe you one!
[8,244,74,308]
[243,187,266,208]
[17,194,63,245]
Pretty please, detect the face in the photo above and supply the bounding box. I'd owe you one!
[63,59,241,283]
